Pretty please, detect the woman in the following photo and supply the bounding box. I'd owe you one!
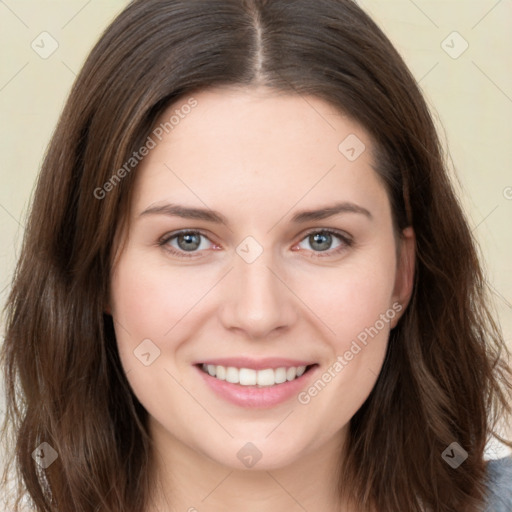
[1,0,511,510]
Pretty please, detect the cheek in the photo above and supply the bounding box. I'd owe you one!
[110,253,169,372]
[111,252,208,344]
[109,250,225,392]
[109,253,205,427]
[291,242,398,415]
[294,261,397,426]
[295,244,397,348]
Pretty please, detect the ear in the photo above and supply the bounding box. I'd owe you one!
[390,226,415,328]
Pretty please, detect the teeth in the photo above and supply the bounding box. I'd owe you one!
[201,364,308,386]
[274,367,287,384]
[216,365,226,380]
[257,368,275,386]
[239,368,257,386]
[286,367,297,381]
[296,366,306,377]
[225,366,239,384]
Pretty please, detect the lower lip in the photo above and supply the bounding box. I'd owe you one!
[195,365,318,408]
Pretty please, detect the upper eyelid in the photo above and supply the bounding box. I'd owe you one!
[160,229,215,246]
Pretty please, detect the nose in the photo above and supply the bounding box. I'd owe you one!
[218,248,298,340]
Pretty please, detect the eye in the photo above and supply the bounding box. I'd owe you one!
[158,228,353,260]
[159,230,215,258]
[295,229,353,257]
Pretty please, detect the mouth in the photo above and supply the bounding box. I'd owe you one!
[194,360,319,408]
[197,363,317,387]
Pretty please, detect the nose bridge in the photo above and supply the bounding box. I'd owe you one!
[219,239,296,338]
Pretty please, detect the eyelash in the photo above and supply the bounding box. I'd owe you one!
[158,228,353,259]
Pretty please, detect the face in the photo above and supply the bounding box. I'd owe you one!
[109,86,415,472]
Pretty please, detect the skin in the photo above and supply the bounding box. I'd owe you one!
[109,86,415,512]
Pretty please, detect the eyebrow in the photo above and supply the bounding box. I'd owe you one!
[138,201,373,224]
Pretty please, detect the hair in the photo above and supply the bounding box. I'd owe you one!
[2,0,511,510]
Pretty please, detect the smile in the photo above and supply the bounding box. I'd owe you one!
[200,363,310,387]
[195,359,319,408]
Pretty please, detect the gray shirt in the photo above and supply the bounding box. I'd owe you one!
[485,456,512,511]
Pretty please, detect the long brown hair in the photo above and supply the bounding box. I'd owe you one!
[2,0,511,510]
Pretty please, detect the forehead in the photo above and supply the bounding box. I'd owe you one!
[130,86,389,222]
[152,85,365,162]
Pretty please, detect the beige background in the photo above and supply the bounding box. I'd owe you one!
[0,0,511,458]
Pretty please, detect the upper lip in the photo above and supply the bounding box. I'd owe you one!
[196,357,316,370]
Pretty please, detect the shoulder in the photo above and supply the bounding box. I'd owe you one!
[483,456,512,512]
